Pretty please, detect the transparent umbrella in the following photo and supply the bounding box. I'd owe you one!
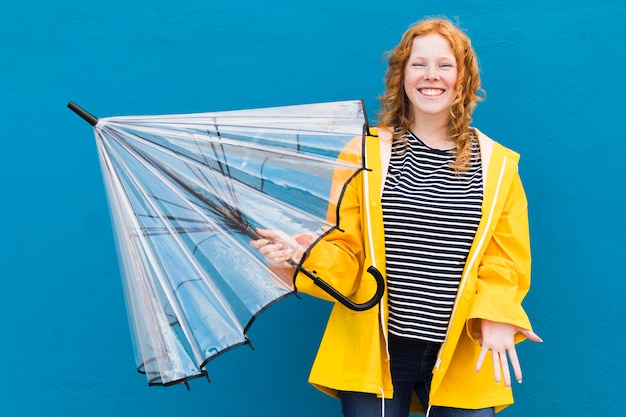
[68,100,384,387]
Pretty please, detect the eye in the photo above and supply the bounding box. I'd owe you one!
[410,62,426,67]
[439,63,455,69]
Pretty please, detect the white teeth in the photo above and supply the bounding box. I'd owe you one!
[419,88,444,96]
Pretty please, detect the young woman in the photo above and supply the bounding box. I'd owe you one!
[253,17,541,417]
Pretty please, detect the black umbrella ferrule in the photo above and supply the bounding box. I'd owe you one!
[67,101,99,126]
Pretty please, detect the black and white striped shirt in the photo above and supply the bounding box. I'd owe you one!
[381,131,483,342]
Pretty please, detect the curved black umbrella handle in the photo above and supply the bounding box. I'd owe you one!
[297,266,385,311]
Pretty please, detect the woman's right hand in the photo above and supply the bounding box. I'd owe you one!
[250,229,315,268]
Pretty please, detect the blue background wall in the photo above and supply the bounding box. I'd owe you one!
[1,0,624,416]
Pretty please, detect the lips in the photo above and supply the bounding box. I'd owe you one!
[418,88,445,96]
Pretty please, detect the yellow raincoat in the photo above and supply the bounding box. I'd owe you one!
[295,128,534,414]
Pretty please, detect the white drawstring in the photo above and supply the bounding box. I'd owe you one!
[425,405,432,417]
[379,387,386,417]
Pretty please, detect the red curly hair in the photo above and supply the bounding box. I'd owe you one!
[378,17,485,171]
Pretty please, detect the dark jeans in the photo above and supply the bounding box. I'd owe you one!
[340,335,495,417]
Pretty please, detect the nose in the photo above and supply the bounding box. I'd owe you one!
[424,66,440,81]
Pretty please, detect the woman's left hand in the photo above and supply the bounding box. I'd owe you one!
[474,319,542,387]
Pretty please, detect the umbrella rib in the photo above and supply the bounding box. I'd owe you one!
[205,124,247,226]
[137,196,224,237]
[111,118,364,137]
[98,100,364,125]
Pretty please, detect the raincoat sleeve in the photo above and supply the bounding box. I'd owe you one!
[294,138,366,301]
[467,169,533,343]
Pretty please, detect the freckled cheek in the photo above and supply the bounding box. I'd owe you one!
[403,74,420,91]
[447,73,459,89]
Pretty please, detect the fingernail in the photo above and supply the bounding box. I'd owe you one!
[518,379,522,384]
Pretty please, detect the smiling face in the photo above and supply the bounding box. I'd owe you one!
[403,33,458,123]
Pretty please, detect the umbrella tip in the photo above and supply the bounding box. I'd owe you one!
[67,101,99,126]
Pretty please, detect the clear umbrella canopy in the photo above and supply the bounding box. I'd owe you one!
[69,100,383,387]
